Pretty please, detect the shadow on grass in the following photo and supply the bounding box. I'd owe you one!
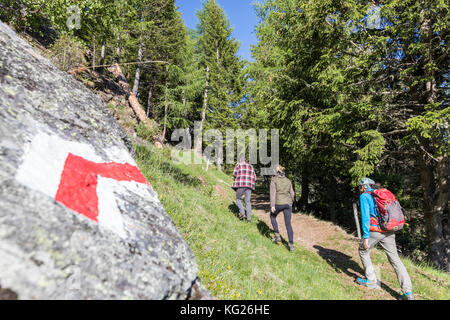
[313,245,400,299]
[257,220,272,239]
[257,220,292,251]
[228,203,246,222]
[158,161,202,188]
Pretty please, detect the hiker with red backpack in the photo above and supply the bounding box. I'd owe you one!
[357,178,414,300]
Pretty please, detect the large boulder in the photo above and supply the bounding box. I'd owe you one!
[0,22,210,300]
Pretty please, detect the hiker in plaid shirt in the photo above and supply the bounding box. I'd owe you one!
[232,156,256,222]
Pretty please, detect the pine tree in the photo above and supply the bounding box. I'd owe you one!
[195,0,245,162]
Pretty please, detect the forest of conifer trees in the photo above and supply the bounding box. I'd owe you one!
[1,0,448,272]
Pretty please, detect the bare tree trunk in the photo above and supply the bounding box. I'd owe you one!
[92,37,96,70]
[132,39,143,96]
[162,102,168,144]
[202,65,209,125]
[99,40,106,73]
[162,67,169,144]
[115,35,121,64]
[217,148,223,171]
[418,13,449,271]
[420,154,449,271]
[300,171,309,212]
[195,65,209,154]
[215,40,220,64]
[435,156,450,271]
[329,195,337,224]
[147,81,153,118]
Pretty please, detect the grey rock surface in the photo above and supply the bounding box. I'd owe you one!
[0,22,211,300]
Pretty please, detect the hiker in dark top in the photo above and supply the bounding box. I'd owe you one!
[232,156,257,223]
[270,165,296,252]
[356,177,414,300]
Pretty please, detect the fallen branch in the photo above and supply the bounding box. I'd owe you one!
[68,60,168,75]
[381,129,408,136]
[107,63,163,149]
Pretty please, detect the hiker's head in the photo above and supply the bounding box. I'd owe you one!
[358,177,375,193]
[239,155,246,164]
[275,164,285,174]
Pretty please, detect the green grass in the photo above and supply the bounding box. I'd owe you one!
[134,144,450,300]
[370,250,450,300]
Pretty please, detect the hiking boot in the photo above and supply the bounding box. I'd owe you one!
[288,243,295,252]
[400,292,414,300]
[356,277,379,289]
[238,213,245,220]
[272,232,281,243]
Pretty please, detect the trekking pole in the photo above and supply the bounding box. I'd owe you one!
[353,202,362,239]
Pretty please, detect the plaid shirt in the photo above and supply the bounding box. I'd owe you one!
[232,162,257,190]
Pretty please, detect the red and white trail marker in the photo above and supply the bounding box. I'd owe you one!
[55,153,149,222]
[15,132,154,238]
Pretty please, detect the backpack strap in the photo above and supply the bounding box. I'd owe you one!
[363,191,380,216]
[365,190,376,198]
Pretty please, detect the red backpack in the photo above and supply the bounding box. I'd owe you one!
[367,188,405,232]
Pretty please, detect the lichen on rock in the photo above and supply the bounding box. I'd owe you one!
[0,22,210,300]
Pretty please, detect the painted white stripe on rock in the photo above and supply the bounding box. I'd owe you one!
[15,132,102,198]
[15,131,137,198]
[96,177,127,238]
[97,177,161,238]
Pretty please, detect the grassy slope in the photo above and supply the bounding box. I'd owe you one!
[134,144,450,300]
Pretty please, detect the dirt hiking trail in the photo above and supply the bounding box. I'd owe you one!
[251,192,413,300]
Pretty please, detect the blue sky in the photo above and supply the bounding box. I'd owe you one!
[175,0,260,61]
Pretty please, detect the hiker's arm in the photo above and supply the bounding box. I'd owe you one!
[251,167,257,184]
[290,185,295,202]
[270,180,276,210]
[360,194,371,239]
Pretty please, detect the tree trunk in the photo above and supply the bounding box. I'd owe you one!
[132,40,143,96]
[99,40,106,73]
[162,67,169,144]
[419,13,449,271]
[328,192,337,224]
[162,101,168,144]
[92,38,96,70]
[419,154,449,271]
[202,65,209,124]
[115,35,121,64]
[215,40,220,64]
[195,65,209,154]
[435,156,450,272]
[300,172,310,212]
[147,81,153,118]
[217,147,223,171]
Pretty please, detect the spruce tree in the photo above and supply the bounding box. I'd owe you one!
[195,0,245,160]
